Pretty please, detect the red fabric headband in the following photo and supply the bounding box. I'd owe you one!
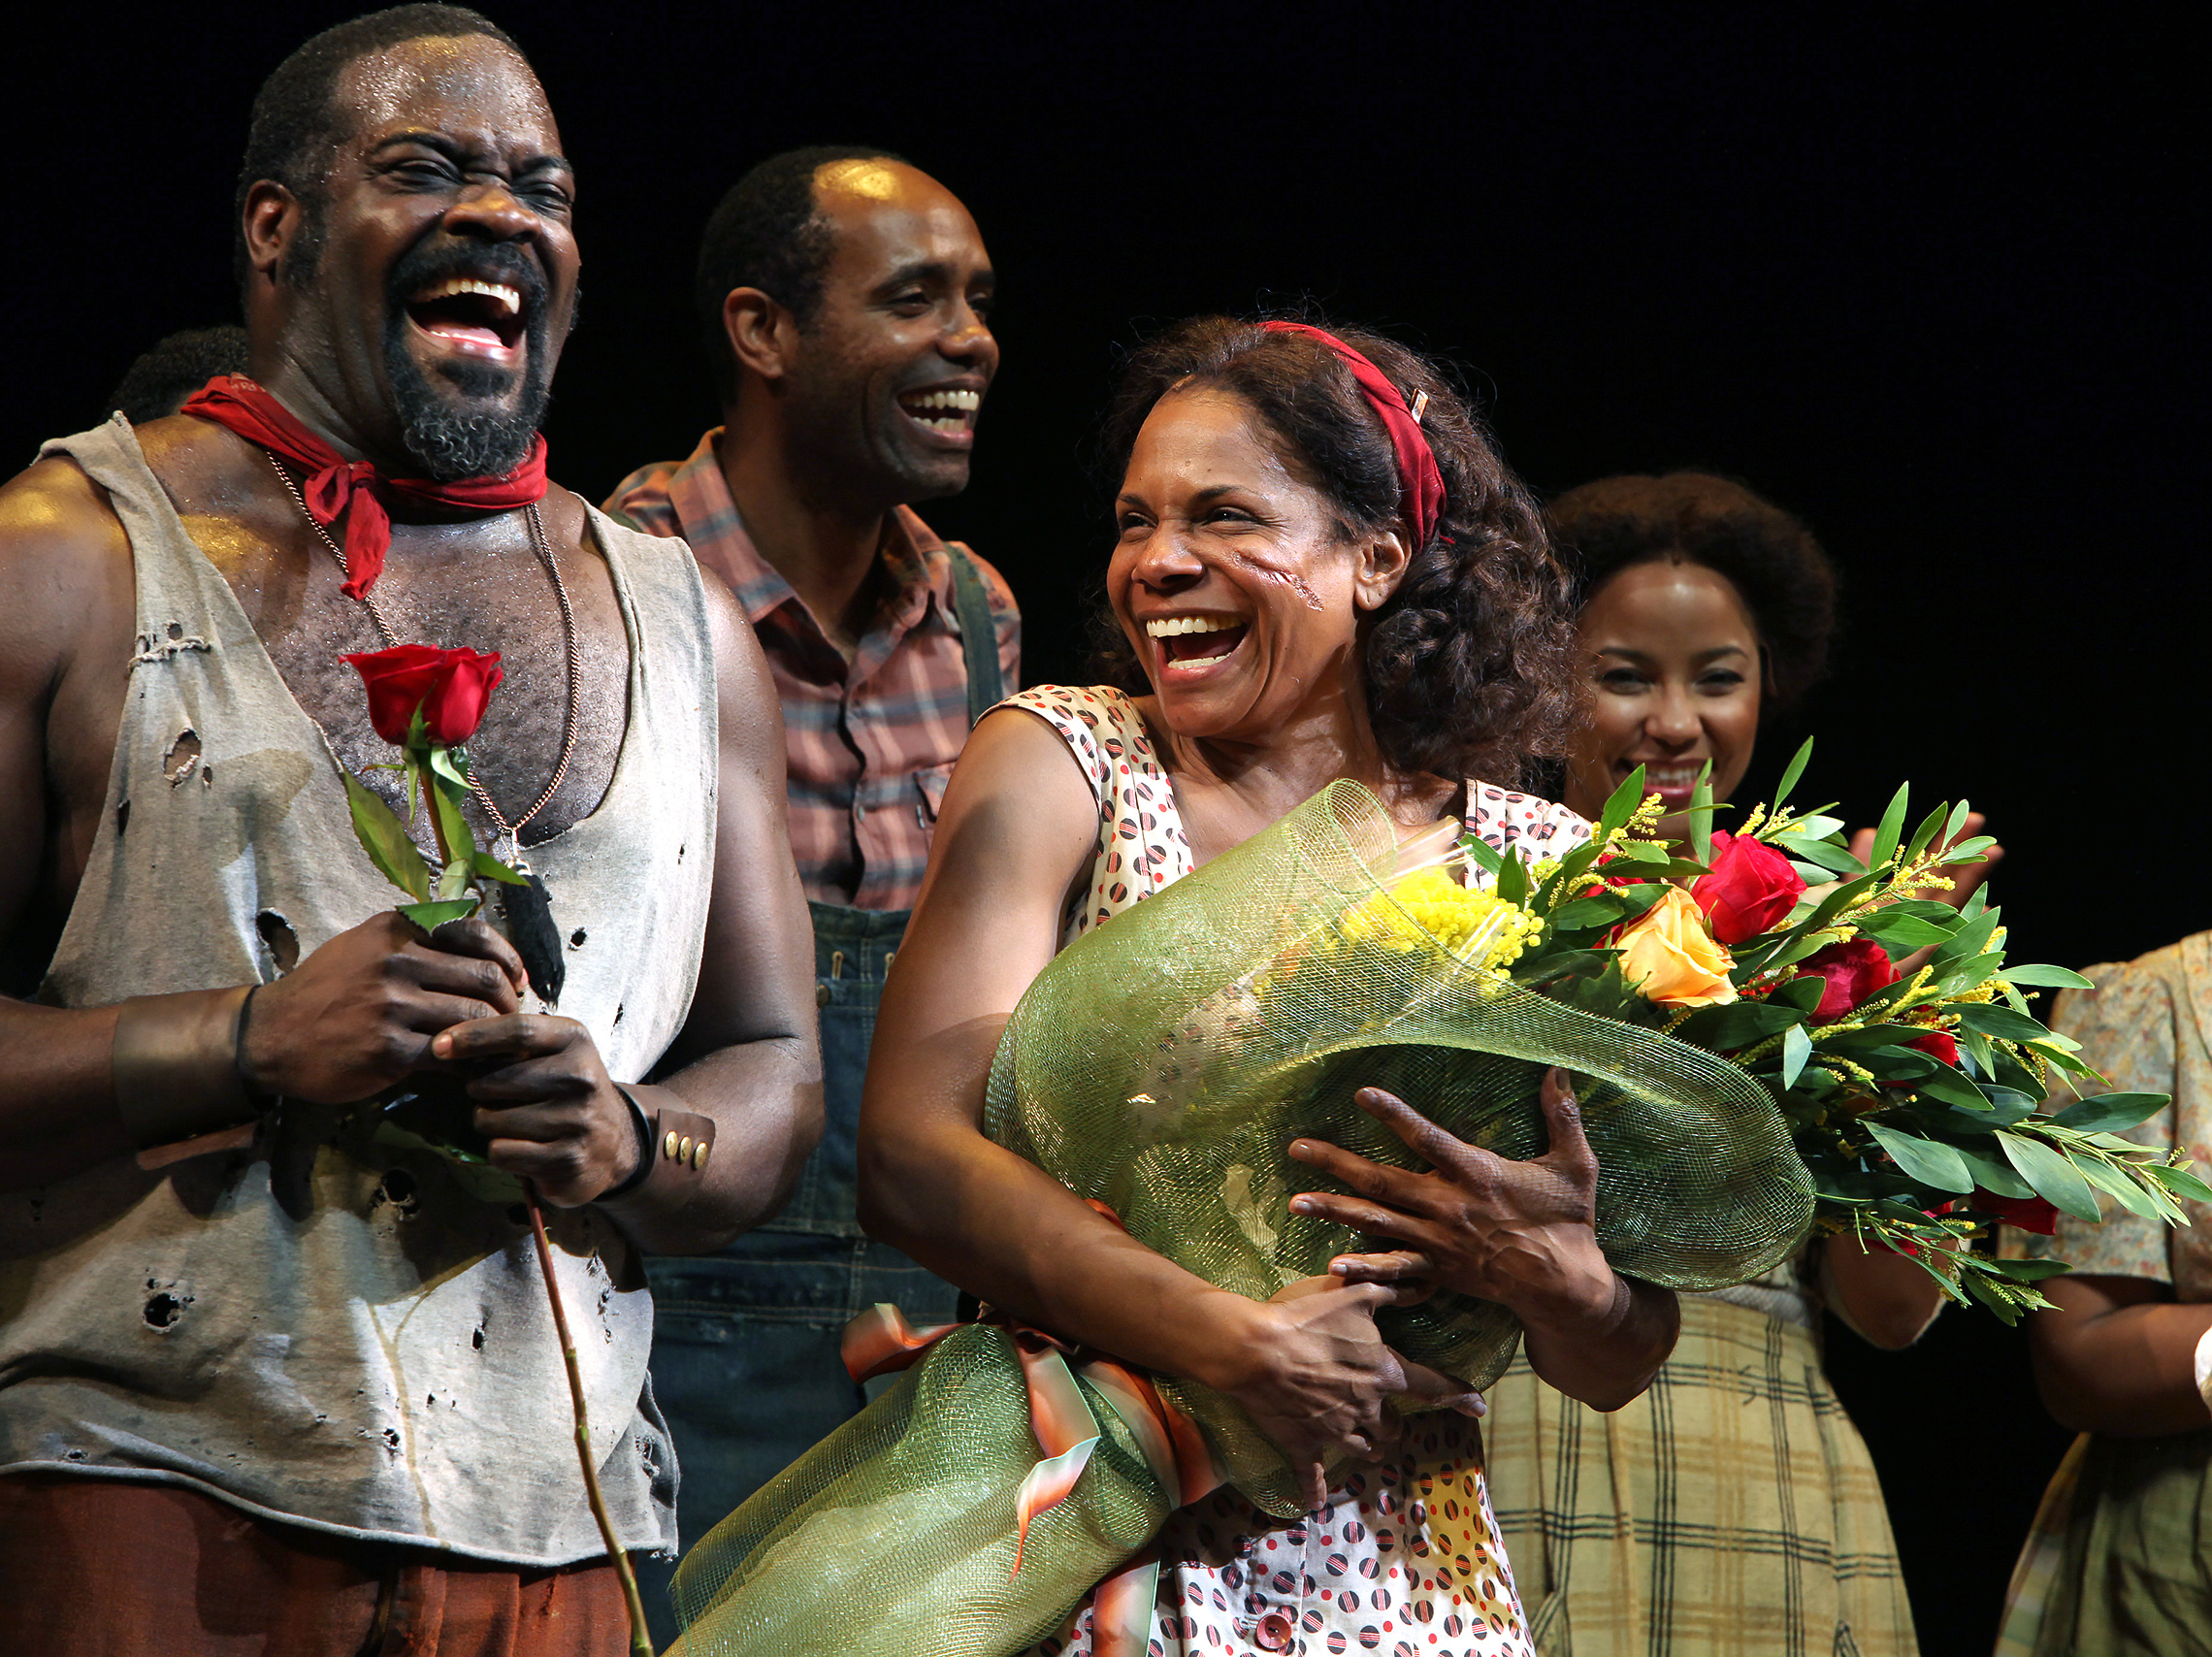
[1260,320,1444,551]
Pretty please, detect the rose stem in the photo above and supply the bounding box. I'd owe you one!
[524,1184,655,1657]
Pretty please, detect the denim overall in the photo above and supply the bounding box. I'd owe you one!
[638,548,1005,1641]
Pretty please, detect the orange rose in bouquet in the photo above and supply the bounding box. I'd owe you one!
[1615,885,1738,1008]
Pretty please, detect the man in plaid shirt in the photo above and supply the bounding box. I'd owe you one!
[604,146,1015,1641]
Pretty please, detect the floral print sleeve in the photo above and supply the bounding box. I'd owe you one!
[2017,955,2183,1283]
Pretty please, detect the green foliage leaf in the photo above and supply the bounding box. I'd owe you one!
[1494,844,1530,905]
[1981,1256,2070,1283]
[1931,909,2002,973]
[1912,1063,1994,1112]
[1902,799,1953,866]
[342,770,432,901]
[1782,836,1869,877]
[1998,1131,2103,1221]
[2002,964,2096,990]
[1865,1121,1976,1192]
[1780,1022,1813,1088]
[1770,737,1814,818]
[1597,765,1650,839]
[1854,910,1960,951]
[1955,1003,2053,1043]
[1688,761,1716,868]
[2073,1155,2177,1222]
[1869,782,1910,871]
[2048,1091,2170,1134]
[1459,831,1505,879]
[1673,998,1808,1053]
[1549,893,1626,930]
[2149,1161,2212,1204]
[1942,798,1972,847]
[1953,1143,2035,1197]
[1960,883,1991,923]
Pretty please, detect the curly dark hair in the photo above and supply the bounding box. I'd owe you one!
[694,145,914,406]
[1548,472,1839,708]
[107,326,250,424]
[232,6,524,302]
[1091,314,1579,788]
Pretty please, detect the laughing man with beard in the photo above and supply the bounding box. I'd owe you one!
[0,9,821,1650]
[605,146,1016,1643]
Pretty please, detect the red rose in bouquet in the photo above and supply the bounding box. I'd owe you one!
[1909,1027,1961,1067]
[1798,937,1899,1022]
[1692,831,1807,944]
[343,644,504,746]
[1976,1188,2060,1235]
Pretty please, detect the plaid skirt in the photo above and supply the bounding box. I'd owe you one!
[1481,1294,1917,1657]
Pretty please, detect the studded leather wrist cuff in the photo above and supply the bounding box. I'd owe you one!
[112,986,259,1151]
[598,1084,716,1207]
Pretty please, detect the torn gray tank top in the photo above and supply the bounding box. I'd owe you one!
[0,416,718,1566]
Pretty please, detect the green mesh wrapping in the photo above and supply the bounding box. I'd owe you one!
[671,780,1813,1655]
[671,1325,1164,1657]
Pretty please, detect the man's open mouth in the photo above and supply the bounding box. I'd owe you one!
[406,276,527,358]
[896,386,981,435]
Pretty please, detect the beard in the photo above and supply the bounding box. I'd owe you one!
[380,239,561,481]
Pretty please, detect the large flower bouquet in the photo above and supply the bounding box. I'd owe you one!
[1485,740,2202,1319]
[671,781,1822,1657]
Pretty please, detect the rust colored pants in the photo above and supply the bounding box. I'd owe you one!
[0,1475,634,1656]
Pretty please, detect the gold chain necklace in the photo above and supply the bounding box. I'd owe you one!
[266,452,581,861]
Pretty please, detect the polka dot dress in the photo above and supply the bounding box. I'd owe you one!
[1002,686,1590,1657]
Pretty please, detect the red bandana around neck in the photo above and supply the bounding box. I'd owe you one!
[179,374,550,600]
[1259,321,1445,552]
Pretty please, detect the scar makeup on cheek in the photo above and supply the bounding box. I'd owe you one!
[1222,544,1325,611]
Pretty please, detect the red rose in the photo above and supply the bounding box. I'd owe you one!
[1797,937,1899,1022]
[1908,1027,1960,1067]
[343,645,504,747]
[1974,1188,2059,1235]
[1692,831,1807,945]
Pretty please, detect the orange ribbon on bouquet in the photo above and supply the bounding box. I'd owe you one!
[838,1202,1226,1656]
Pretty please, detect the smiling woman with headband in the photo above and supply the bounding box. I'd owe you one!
[808,313,1680,1657]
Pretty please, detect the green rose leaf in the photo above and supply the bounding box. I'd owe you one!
[398,897,480,933]
[342,769,432,901]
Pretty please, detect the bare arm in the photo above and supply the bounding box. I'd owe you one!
[1821,1231,1949,1350]
[0,463,529,1186]
[2029,1273,2212,1437]
[0,458,138,1185]
[439,570,822,1253]
[858,709,1469,1506]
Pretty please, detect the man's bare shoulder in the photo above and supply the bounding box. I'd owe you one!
[0,455,133,622]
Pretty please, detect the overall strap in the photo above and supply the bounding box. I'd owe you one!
[944,543,1005,727]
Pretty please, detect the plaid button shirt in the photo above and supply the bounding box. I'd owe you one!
[606,428,1020,911]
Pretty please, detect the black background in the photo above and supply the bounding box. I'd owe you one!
[11,3,2204,1645]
